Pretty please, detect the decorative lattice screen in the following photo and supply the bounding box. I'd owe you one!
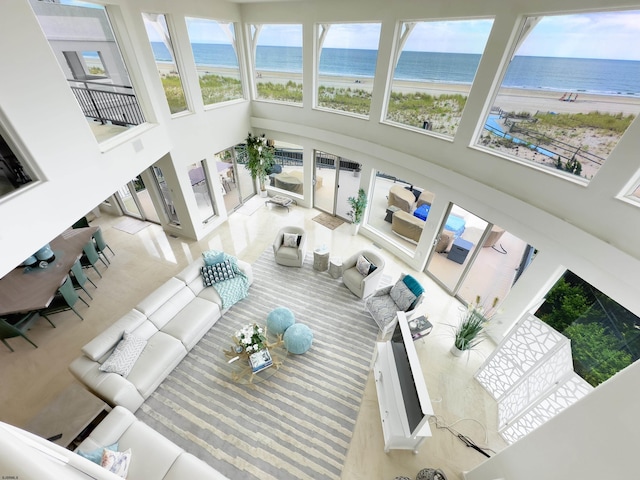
[475,314,593,443]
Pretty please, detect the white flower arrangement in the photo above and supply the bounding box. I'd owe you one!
[234,323,267,353]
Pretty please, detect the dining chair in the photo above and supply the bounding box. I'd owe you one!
[0,312,42,352]
[92,227,114,265]
[40,275,89,322]
[80,241,105,278]
[70,258,95,300]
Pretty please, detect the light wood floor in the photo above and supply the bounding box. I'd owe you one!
[0,200,507,479]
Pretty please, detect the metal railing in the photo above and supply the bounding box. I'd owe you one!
[67,79,145,127]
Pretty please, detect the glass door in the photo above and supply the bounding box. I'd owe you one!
[314,150,336,214]
[151,166,180,225]
[115,175,160,224]
[314,150,361,221]
[425,202,535,307]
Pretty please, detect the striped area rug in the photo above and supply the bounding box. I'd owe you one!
[136,248,379,480]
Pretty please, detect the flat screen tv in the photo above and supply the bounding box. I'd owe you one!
[390,311,433,437]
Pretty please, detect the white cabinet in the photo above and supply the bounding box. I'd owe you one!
[372,312,433,453]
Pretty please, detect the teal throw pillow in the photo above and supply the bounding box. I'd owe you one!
[402,274,424,297]
[202,250,225,266]
[77,443,119,464]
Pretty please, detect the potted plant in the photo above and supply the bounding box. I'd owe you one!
[451,296,498,356]
[244,132,275,197]
[347,188,367,235]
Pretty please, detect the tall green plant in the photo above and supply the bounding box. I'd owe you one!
[347,188,367,224]
[244,132,275,192]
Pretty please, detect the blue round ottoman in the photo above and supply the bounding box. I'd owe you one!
[283,324,313,354]
[267,307,295,336]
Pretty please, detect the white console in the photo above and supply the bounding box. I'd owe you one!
[372,311,433,453]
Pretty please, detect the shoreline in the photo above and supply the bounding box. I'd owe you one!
[152,62,640,116]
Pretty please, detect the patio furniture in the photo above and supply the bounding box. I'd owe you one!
[387,185,416,213]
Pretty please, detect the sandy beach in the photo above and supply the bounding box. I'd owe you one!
[154,62,640,117]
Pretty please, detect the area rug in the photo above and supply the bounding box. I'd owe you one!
[112,217,150,235]
[136,248,378,480]
[312,212,345,230]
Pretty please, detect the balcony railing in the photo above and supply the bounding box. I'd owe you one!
[67,79,145,127]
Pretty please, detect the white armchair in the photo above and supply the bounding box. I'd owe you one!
[273,226,307,267]
[341,250,385,298]
[365,274,425,337]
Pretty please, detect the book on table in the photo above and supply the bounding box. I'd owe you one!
[249,349,273,373]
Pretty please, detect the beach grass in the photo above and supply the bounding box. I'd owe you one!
[535,111,635,134]
[197,74,243,104]
[317,85,371,115]
[160,75,188,114]
[256,81,303,103]
[387,91,467,134]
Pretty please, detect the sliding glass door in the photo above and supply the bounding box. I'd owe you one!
[426,203,535,307]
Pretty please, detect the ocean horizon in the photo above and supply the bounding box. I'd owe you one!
[146,42,640,98]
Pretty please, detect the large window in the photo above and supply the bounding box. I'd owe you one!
[385,19,494,137]
[186,17,243,106]
[0,130,35,198]
[316,23,382,117]
[250,24,303,104]
[143,13,189,115]
[535,270,640,387]
[31,0,146,141]
[477,11,640,182]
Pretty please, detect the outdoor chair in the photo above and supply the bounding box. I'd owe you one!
[341,250,385,299]
[0,312,43,352]
[40,275,89,322]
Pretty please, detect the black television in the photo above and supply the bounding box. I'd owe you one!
[390,311,433,437]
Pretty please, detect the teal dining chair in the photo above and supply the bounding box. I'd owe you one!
[40,275,89,322]
[80,241,105,278]
[0,312,42,352]
[93,227,114,265]
[70,258,95,300]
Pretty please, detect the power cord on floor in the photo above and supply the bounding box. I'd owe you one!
[492,243,508,255]
[428,414,495,458]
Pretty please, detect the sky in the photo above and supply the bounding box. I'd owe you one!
[60,2,640,61]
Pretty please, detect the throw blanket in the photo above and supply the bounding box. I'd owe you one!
[212,255,249,309]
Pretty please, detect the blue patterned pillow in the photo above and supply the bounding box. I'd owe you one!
[77,443,119,464]
[201,260,237,286]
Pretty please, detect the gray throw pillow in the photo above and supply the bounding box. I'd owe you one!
[99,332,147,377]
[390,280,417,311]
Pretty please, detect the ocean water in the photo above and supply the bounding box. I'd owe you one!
[149,42,640,97]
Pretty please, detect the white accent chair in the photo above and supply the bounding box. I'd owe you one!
[273,226,307,267]
[341,250,385,299]
[365,274,425,338]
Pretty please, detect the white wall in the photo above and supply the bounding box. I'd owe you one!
[464,360,640,480]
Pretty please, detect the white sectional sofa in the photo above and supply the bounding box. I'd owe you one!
[0,406,229,479]
[69,256,253,412]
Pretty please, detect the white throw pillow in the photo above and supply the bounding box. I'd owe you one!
[356,255,371,276]
[99,332,147,377]
[101,448,131,478]
[390,280,417,311]
[283,233,299,248]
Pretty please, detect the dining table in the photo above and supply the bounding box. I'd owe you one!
[0,226,99,316]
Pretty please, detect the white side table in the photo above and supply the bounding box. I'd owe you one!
[329,257,342,278]
[313,247,330,271]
